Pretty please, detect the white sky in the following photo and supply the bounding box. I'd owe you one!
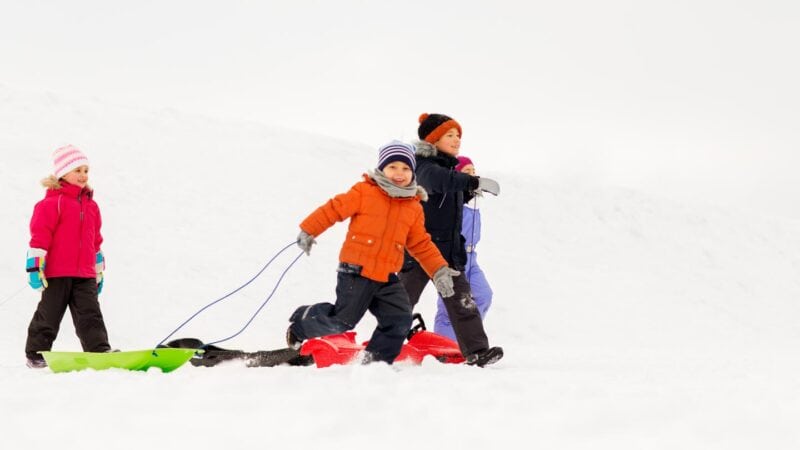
[2,0,799,217]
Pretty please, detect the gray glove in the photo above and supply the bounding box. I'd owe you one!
[433,266,460,298]
[477,177,500,196]
[297,230,317,256]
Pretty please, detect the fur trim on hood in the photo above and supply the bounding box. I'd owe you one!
[40,175,92,191]
[414,140,438,158]
[40,175,62,189]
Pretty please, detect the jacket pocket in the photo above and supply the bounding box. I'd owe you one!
[388,241,404,268]
[347,233,377,247]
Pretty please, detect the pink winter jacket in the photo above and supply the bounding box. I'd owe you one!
[29,182,103,279]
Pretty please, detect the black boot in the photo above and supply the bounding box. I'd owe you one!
[26,353,47,369]
[465,346,503,367]
[286,326,303,351]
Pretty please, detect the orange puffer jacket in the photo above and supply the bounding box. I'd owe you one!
[300,175,447,283]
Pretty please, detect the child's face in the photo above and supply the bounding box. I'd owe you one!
[61,165,89,188]
[434,127,461,156]
[460,164,476,176]
[382,161,413,187]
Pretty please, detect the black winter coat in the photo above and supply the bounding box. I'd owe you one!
[403,141,479,271]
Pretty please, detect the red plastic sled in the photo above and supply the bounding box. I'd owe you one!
[299,331,364,368]
[397,329,465,365]
[299,327,464,368]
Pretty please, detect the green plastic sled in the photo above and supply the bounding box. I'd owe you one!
[40,348,199,373]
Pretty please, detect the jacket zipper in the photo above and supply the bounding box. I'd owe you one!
[77,191,84,272]
[378,198,394,264]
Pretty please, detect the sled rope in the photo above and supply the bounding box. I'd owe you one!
[467,195,478,274]
[205,250,304,347]
[155,241,299,349]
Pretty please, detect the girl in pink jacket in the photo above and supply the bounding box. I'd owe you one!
[24,145,112,368]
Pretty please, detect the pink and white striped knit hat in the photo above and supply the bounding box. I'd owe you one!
[52,145,90,179]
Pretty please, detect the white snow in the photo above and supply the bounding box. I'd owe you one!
[2,2,800,446]
[1,83,799,449]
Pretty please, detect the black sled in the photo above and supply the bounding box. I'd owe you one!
[162,338,314,368]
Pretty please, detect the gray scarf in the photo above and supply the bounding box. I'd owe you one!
[368,170,428,201]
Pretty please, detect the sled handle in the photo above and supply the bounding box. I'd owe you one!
[407,313,427,340]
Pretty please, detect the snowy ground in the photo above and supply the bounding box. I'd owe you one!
[1,86,800,449]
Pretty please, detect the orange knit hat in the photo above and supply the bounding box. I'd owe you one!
[417,113,462,144]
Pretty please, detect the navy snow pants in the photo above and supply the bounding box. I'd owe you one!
[288,270,413,364]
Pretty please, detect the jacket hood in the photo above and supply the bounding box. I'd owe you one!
[43,179,93,199]
[414,140,438,158]
[414,140,459,168]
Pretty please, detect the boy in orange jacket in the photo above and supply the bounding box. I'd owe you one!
[286,140,458,364]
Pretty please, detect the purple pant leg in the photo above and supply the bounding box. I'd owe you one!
[434,253,493,339]
[466,258,493,318]
[434,297,458,341]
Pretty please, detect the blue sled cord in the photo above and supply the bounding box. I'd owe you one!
[205,251,303,347]
[153,241,299,354]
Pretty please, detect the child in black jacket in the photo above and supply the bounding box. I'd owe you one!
[398,113,502,367]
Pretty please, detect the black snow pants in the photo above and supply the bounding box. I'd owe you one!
[25,277,111,358]
[288,265,413,364]
[399,261,489,357]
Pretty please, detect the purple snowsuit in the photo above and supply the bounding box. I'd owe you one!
[434,202,493,341]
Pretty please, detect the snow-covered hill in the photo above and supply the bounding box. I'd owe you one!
[1,85,799,449]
